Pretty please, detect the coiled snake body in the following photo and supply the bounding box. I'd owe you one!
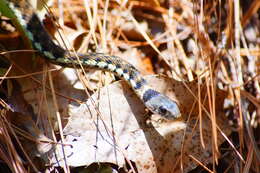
[1,0,181,120]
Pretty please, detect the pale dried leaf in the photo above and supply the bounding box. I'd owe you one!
[50,75,230,173]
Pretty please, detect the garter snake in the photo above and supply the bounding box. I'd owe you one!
[0,0,181,120]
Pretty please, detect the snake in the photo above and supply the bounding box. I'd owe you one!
[0,0,181,120]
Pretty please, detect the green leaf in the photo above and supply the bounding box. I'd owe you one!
[0,0,34,54]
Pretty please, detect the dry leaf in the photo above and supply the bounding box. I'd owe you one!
[50,75,230,173]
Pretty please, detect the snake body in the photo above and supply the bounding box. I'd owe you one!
[1,0,181,120]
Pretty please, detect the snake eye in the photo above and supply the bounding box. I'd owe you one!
[159,106,167,115]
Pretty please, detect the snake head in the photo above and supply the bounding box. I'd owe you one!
[143,89,181,120]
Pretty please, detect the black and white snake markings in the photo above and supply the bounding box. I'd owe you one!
[1,0,181,120]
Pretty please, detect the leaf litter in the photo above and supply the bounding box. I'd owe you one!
[50,75,230,173]
[1,0,259,172]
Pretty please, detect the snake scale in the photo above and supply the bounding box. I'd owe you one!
[1,0,181,120]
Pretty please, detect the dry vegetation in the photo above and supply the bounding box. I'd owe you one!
[0,0,259,172]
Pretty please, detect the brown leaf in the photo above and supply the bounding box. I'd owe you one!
[50,75,230,173]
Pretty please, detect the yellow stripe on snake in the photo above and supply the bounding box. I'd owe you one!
[1,0,181,120]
